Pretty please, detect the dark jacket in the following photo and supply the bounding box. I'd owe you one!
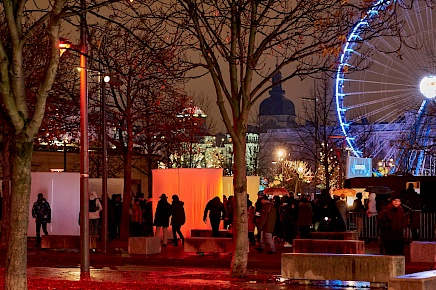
[378,203,407,241]
[280,198,295,224]
[32,198,51,223]
[171,200,186,226]
[203,197,226,220]
[297,200,312,227]
[258,202,276,233]
[154,199,172,227]
[352,198,365,213]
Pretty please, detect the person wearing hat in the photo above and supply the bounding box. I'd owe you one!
[154,193,172,246]
[378,192,407,255]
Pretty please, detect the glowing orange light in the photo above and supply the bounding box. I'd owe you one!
[59,42,71,56]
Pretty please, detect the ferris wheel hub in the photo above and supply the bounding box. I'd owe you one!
[419,76,436,99]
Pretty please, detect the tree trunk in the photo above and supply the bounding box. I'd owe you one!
[1,132,12,249]
[5,137,33,290]
[120,147,133,240]
[230,130,248,277]
[147,156,153,199]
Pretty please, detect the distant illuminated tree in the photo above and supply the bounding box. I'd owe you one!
[297,74,341,193]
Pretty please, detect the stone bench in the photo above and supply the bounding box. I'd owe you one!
[309,231,359,240]
[410,241,436,265]
[389,270,436,290]
[293,239,364,254]
[281,253,405,283]
[184,237,233,253]
[190,229,233,238]
[128,237,161,255]
[41,235,97,249]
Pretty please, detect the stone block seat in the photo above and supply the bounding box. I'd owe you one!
[128,237,161,255]
[293,239,364,254]
[190,229,233,238]
[281,253,405,283]
[309,231,359,240]
[184,237,233,253]
[389,270,436,290]
[41,235,97,249]
[410,241,436,266]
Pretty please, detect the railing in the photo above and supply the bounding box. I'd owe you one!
[346,212,436,241]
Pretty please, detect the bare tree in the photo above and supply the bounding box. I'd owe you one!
[88,20,189,239]
[0,1,147,287]
[140,0,402,277]
[297,74,342,192]
[0,1,68,288]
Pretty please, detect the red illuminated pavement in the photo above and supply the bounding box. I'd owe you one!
[0,240,430,289]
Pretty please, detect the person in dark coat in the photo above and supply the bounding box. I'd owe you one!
[154,193,172,246]
[255,195,277,254]
[109,194,122,240]
[321,194,346,232]
[170,195,186,246]
[352,192,365,212]
[32,193,51,247]
[143,194,154,237]
[297,195,312,238]
[203,196,226,237]
[378,193,408,255]
[351,192,364,236]
[254,191,264,243]
[273,196,283,243]
[281,195,295,247]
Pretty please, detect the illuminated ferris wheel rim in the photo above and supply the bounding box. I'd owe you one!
[335,0,396,158]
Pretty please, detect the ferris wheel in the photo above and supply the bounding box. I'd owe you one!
[335,0,436,175]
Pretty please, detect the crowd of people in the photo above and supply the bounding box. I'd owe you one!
[201,190,362,254]
[120,192,187,247]
[32,186,416,256]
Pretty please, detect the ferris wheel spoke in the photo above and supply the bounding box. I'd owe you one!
[344,90,415,111]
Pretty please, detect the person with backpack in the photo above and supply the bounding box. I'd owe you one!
[32,193,51,247]
[89,191,103,237]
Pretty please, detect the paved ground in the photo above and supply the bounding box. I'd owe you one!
[0,239,431,289]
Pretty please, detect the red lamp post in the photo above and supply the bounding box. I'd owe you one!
[79,0,90,277]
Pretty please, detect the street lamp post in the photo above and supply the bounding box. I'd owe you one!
[101,77,108,253]
[101,74,122,253]
[79,0,90,277]
[58,16,90,277]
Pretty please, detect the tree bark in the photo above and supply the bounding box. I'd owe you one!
[120,140,133,240]
[230,122,248,277]
[1,131,12,249]
[5,137,33,290]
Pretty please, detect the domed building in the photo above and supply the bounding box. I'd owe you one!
[259,69,296,131]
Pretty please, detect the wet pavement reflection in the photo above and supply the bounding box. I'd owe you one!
[26,266,388,289]
[11,240,426,289]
